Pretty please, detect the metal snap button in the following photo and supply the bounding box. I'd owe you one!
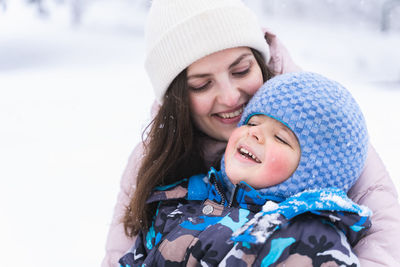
[202,204,214,215]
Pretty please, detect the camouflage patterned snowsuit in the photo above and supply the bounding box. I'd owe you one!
[119,168,371,267]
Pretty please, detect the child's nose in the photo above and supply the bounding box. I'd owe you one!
[249,126,264,143]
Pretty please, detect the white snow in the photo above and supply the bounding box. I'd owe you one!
[0,1,399,267]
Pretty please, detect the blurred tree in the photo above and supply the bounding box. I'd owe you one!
[1,0,6,11]
[381,0,400,31]
[26,0,49,16]
[70,0,83,25]
[7,0,397,32]
[243,0,399,32]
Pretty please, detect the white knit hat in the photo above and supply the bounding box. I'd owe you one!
[145,0,270,104]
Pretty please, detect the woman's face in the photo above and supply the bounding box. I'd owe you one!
[187,47,264,141]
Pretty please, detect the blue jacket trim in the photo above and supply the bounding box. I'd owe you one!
[154,179,187,191]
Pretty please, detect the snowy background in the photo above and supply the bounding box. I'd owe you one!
[1,0,399,266]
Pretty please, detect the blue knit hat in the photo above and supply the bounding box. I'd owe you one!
[221,72,369,200]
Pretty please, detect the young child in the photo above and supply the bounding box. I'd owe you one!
[119,72,371,266]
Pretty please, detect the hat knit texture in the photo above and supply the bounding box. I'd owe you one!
[145,0,270,104]
[222,72,369,200]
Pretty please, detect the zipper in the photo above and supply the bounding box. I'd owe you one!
[209,171,241,208]
[209,172,225,205]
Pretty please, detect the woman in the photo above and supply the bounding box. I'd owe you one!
[102,0,400,266]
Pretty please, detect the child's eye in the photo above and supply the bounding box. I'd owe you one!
[275,135,290,146]
[247,121,257,126]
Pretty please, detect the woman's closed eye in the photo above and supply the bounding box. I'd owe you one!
[188,81,212,92]
[232,67,250,77]
[231,59,253,77]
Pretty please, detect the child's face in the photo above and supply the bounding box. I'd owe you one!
[224,115,300,189]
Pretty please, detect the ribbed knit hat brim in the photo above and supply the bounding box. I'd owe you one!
[145,0,270,103]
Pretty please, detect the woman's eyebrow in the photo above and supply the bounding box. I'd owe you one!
[187,73,210,79]
[229,53,252,69]
[187,53,253,80]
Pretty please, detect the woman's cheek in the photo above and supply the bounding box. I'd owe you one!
[245,69,264,95]
[189,93,208,117]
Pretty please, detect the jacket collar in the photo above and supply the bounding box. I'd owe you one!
[207,168,279,211]
[147,168,281,210]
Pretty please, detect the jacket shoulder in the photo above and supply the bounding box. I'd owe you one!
[147,174,209,204]
[147,179,189,204]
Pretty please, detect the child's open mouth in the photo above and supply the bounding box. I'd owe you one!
[238,147,261,163]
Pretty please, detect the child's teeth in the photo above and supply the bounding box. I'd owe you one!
[239,147,261,163]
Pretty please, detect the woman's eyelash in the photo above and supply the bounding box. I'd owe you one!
[233,68,250,76]
[189,81,211,91]
[189,66,251,91]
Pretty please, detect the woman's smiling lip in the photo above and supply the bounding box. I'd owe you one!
[212,104,245,124]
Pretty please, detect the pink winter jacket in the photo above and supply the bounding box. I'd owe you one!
[101,32,400,267]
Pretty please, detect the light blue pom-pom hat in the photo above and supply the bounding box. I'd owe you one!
[221,72,369,200]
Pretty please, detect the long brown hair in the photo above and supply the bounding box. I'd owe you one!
[123,48,272,236]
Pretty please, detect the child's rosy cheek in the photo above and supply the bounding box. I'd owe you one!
[264,149,293,182]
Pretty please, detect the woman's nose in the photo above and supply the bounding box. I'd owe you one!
[217,80,241,107]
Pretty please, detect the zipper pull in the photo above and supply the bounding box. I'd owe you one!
[228,185,239,208]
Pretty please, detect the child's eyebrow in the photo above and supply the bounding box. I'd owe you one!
[280,125,297,140]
